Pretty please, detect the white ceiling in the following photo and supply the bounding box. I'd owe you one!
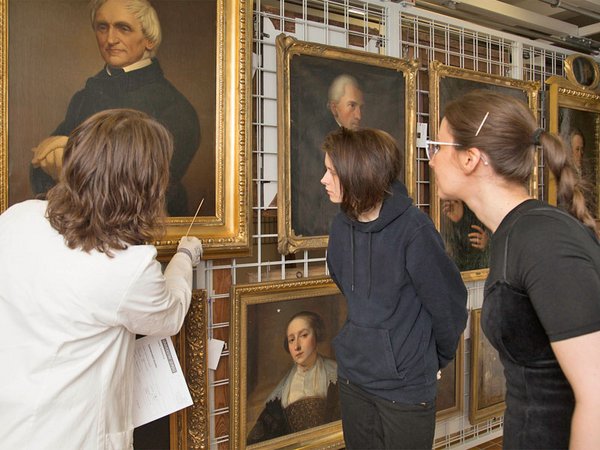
[410,0,600,54]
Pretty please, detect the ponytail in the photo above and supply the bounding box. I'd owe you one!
[539,130,599,238]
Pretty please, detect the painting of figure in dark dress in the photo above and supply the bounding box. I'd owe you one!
[245,295,346,446]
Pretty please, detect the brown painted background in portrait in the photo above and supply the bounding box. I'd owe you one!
[8,0,216,215]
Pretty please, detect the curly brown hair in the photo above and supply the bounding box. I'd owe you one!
[46,109,173,255]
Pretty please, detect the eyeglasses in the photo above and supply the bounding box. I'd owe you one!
[425,112,490,162]
[424,140,461,160]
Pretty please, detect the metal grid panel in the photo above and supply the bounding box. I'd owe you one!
[204,1,571,448]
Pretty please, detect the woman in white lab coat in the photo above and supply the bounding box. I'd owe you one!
[0,109,202,449]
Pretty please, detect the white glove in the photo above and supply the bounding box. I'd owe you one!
[177,236,203,267]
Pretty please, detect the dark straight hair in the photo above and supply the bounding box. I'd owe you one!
[322,127,402,220]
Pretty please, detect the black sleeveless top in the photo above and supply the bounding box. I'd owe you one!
[483,200,600,449]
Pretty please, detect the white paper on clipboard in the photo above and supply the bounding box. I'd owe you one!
[132,335,193,427]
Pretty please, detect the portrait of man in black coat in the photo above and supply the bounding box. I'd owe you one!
[30,0,200,217]
[291,73,364,238]
[288,54,406,242]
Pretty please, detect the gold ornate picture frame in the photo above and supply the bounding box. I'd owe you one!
[171,289,210,450]
[564,54,600,91]
[230,277,346,449]
[546,73,600,218]
[0,0,251,259]
[276,34,418,254]
[469,308,506,424]
[428,61,539,281]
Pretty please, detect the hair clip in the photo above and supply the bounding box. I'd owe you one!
[475,112,490,137]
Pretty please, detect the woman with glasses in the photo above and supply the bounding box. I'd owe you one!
[429,90,600,449]
[321,127,467,449]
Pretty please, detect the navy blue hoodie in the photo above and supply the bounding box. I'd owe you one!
[327,180,467,404]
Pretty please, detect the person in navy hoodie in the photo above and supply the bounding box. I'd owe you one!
[320,127,467,449]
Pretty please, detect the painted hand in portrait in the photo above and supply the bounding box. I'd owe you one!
[441,200,490,272]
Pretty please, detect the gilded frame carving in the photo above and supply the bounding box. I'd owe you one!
[170,289,210,450]
[276,34,418,254]
[546,74,600,217]
[0,0,251,259]
[428,61,539,281]
[469,308,506,424]
[564,54,600,91]
[230,277,346,450]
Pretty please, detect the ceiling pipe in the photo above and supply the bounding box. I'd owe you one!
[415,0,579,36]
[539,0,600,22]
[414,0,600,54]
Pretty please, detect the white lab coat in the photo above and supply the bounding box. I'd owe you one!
[0,200,193,449]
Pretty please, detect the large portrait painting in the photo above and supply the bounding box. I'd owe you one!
[230,278,346,449]
[546,73,600,218]
[276,34,417,254]
[428,61,539,281]
[469,308,506,424]
[0,0,251,258]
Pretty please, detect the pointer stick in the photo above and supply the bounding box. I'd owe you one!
[184,198,205,238]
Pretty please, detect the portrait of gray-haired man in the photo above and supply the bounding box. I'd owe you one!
[31,0,200,217]
[328,74,364,131]
[291,74,365,238]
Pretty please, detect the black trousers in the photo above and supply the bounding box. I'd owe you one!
[338,379,436,450]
